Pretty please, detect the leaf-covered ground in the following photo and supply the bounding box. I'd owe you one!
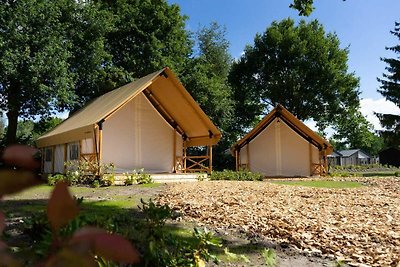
[157,178,400,267]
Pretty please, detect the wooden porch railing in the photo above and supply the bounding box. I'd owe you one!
[181,155,210,173]
[311,163,327,176]
[80,153,97,163]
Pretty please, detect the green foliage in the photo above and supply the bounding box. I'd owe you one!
[97,0,191,79]
[229,18,360,137]
[395,171,400,177]
[47,174,67,186]
[377,21,400,147]
[124,169,153,185]
[1,0,191,145]
[262,248,277,267]
[331,110,385,155]
[137,199,221,266]
[224,247,251,263]
[210,170,264,181]
[181,22,235,170]
[65,160,115,187]
[0,0,114,145]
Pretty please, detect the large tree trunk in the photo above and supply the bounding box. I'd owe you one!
[5,110,18,145]
[5,84,20,145]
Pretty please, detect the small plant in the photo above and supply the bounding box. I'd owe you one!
[124,172,136,185]
[262,248,277,267]
[92,180,100,188]
[47,173,66,186]
[136,199,220,266]
[100,173,115,187]
[136,171,153,184]
[196,173,207,181]
[395,171,400,177]
[224,247,251,263]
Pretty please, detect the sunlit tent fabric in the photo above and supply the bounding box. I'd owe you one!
[231,105,332,177]
[37,67,221,173]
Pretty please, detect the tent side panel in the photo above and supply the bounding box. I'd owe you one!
[54,145,65,173]
[280,120,310,176]
[248,120,277,176]
[102,93,177,173]
[239,144,248,168]
[43,147,53,173]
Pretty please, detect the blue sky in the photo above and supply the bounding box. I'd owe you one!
[168,0,400,129]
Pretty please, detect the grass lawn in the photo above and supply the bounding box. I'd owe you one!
[270,180,364,188]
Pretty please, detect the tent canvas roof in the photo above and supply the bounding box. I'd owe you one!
[37,68,221,148]
[231,104,333,154]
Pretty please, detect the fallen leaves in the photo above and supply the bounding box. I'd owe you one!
[157,177,400,267]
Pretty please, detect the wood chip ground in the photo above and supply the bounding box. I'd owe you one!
[157,178,400,267]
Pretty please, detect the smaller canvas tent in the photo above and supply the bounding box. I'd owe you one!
[37,67,221,174]
[231,105,332,177]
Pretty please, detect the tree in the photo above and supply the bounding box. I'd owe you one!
[377,21,400,147]
[96,0,192,79]
[289,0,347,16]
[331,109,384,155]
[0,0,114,145]
[0,114,4,141]
[229,18,360,136]
[182,22,234,132]
[180,22,235,170]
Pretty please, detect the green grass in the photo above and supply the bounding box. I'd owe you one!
[271,180,363,189]
[139,183,161,188]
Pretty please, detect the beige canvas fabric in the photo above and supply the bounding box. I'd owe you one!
[232,105,332,176]
[36,68,221,148]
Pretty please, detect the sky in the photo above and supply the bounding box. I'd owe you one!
[168,0,400,130]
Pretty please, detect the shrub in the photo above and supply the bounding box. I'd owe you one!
[100,173,115,187]
[137,172,153,184]
[136,199,221,266]
[210,169,264,181]
[64,160,115,186]
[124,169,153,185]
[395,171,400,177]
[47,174,66,186]
[124,173,136,185]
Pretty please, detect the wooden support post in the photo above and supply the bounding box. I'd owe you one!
[98,127,103,163]
[235,149,239,171]
[173,129,177,172]
[209,144,213,174]
[323,149,328,176]
[183,143,187,173]
[309,142,313,176]
[246,143,250,170]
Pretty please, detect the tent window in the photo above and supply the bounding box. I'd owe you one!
[45,147,52,162]
[69,143,79,160]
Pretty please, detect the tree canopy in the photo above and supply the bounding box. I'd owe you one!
[229,18,360,136]
[0,0,191,145]
[0,0,114,144]
[377,21,400,147]
[181,22,235,169]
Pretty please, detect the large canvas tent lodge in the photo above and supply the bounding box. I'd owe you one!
[231,105,333,177]
[36,68,221,174]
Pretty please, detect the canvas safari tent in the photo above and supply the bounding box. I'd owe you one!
[231,105,332,177]
[37,67,221,174]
